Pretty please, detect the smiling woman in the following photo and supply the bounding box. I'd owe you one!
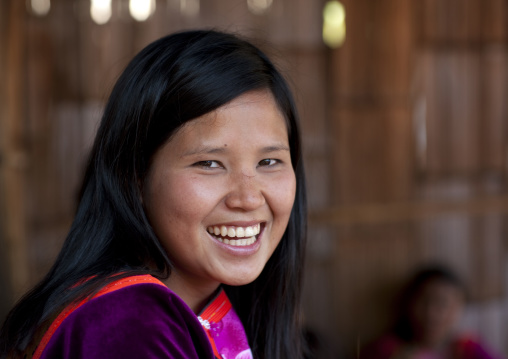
[0,30,307,359]
[143,90,297,308]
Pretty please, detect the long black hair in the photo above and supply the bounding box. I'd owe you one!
[0,30,307,359]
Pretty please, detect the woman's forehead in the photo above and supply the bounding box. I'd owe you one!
[176,90,285,134]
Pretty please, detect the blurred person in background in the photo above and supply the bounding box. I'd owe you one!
[360,266,504,359]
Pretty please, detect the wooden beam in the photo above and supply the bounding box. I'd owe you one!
[309,195,508,226]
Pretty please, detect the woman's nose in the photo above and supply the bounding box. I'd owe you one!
[225,171,265,211]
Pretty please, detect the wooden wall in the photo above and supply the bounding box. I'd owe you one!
[0,0,31,320]
[304,0,508,356]
[1,0,507,357]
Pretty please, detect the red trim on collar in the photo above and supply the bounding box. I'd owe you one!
[33,275,165,359]
[199,289,232,324]
[198,288,233,359]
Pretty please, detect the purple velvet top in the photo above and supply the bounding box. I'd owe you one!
[39,283,215,359]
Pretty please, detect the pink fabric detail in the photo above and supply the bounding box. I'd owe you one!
[199,289,252,359]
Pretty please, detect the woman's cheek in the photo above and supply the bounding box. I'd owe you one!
[170,174,224,213]
[269,170,297,215]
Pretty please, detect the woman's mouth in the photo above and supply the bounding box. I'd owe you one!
[207,223,261,246]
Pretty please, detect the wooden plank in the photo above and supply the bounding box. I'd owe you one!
[309,194,508,226]
[0,0,30,299]
[419,0,481,44]
[330,105,413,205]
[479,0,507,41]
[479,48,507,170]
[334,0,413,98]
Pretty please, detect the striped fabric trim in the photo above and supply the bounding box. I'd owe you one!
[32,275,166,359]
[198,289,233,359]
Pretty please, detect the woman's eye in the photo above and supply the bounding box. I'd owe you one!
[258,159,278,166]
[195,160,222,168]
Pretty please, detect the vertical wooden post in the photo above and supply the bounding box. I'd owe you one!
[326,0,415,353]
[0,0,30,304]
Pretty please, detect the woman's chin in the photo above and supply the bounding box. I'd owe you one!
[220,270,263,287]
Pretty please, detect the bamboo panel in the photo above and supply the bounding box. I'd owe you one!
[331,222,416,357]
[302,226,337,335]
[416,51,481,174]
[418,0,507,44]
[330,105,413,205]
[479,48,507,170]
[25,19,57,230]
[309,194,508,226]
[416,212,504,300]
[418,0,481,44]
[334,0,413,99]
[279,47,330,210]
[0,0,30,299]
[479,0,508,41]
[0,0,12,320]
[469,214,505,300]
[25,100,103,282]
[414,47,508,175]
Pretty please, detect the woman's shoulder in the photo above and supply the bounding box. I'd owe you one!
[38,275,214,359]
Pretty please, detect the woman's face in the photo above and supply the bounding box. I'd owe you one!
[143,90,296,310]
[409,279,464,347]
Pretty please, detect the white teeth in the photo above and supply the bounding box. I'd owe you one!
[207,224,261,246]
[245,227,254,237]
[208,224,262,239]
[214,236,256,246]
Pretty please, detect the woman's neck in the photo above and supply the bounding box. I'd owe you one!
[162,272,220,313]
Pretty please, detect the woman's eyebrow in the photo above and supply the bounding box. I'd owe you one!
[180,146,227,158]
[260,145,290,153]
[181,144,290,158]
